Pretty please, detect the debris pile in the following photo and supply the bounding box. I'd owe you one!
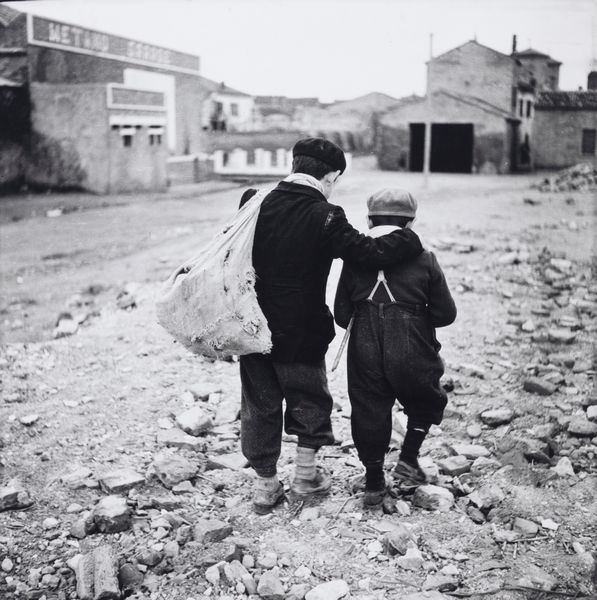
[532,162,597,192]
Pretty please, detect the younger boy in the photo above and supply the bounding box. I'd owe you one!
[334,189,456,506]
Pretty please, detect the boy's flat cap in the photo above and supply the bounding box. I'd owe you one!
[367,188,417,218]
[292,137,346,173]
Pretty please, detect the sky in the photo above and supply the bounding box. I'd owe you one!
[6,0,597,102]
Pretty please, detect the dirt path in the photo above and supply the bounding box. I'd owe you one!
[1,163,596,600]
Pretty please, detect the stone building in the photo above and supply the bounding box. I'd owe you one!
[0,6,211,193]
[377,39,563,173]
[533,89,597,168]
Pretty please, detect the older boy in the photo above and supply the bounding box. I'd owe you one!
[334,188,456,507]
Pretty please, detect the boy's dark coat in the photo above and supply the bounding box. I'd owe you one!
[240,182,423,363]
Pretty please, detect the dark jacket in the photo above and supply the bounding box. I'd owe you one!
[240,182,424,363]
[334,239,457,330]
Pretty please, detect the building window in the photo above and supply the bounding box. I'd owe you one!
[230,103,239,116]
[526,100,532,118]
[122,135,133,147]
[581,129,596,155]
[149,134,162,145]
[518,99,524,117]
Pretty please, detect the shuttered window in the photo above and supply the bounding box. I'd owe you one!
[582,129,596,155]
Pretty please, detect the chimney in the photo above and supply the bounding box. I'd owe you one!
[512,35,517,54]
[588,71,597,91]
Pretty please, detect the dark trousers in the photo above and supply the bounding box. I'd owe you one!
[347,301,447,467]
[239,353,335,476]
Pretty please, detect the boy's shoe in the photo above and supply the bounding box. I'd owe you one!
[290,466,331,496]
[252,477,285,515]
[363,487,385,508]
[392,459,427,491]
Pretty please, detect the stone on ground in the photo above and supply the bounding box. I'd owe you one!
[256,569,285,599]
[511,564,557,591]
[396,546,425,570]
[92,495,131,533]
[567,416,597,437]
[175,406,213,436]
[413,485,454,512]
[193,518,233,543]
[552,456,575,477]
[512,517,539,536]
[0,482,34,512]
[118,563,144,594]
[480,408,514,426]
[523,377,556,396]
[73,546,120,600]
[157,428,204,450]
[152,451,198,488]
[98,468,145,493]
[404,593,450,600]
[206,453,249,471]
[438,455,471,476]
[305,579,349,600]
[449,443,490,459]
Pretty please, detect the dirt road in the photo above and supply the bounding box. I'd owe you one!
[1,161,596,600]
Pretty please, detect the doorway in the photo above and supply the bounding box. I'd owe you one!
[409,123,474,173]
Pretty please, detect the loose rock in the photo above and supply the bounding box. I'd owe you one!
[92,495,131,533]
[193,518,233,544]
[568,416,597,437]
[523,378,556,396]
[305,579,350,600]
[257,569,285,600]
[480,408,514,426]
[0,482,34,512]
[98,468,145,494]
[175,406,213,436]
[152,451,198,488]
[413,485,454,512]
[156,429,204,451]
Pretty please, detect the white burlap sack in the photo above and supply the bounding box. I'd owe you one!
[156,190,272,358]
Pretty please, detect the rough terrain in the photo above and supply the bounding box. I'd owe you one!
[1,159,596,600]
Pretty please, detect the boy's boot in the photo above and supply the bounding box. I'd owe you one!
[252,474,285,515]
[290,446,331,496]
[393,425,428,489]
[363,460,386,508]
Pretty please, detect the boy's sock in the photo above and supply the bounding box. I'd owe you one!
[364,461,385,490]
[399,425,429,467]
[294,446,316,480]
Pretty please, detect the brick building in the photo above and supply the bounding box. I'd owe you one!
[377,39,563,173]
[0,6,211,193]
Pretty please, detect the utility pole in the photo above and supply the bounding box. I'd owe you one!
[423,33,433,188]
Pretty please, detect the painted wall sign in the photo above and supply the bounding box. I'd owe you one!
[27,14,200,74]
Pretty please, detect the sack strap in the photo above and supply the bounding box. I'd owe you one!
[367,270,396,302]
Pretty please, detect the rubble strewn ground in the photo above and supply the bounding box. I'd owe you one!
[1,161,596,600]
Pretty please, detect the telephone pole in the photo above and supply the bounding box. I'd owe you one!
[423,33,433,188]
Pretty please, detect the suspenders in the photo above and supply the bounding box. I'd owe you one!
[367,270,396,303]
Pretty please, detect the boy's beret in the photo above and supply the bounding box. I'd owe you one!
[292,137,346,174]
[367,188,418,218]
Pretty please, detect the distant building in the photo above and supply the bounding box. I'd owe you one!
[0,6,212,193]
[200,80,254,132]
[252,96,321,132]
[376,37,587,174]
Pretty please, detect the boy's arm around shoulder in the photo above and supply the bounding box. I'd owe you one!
[322,205,423,268]
[333,263,353,329]
[427,251,457,328]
